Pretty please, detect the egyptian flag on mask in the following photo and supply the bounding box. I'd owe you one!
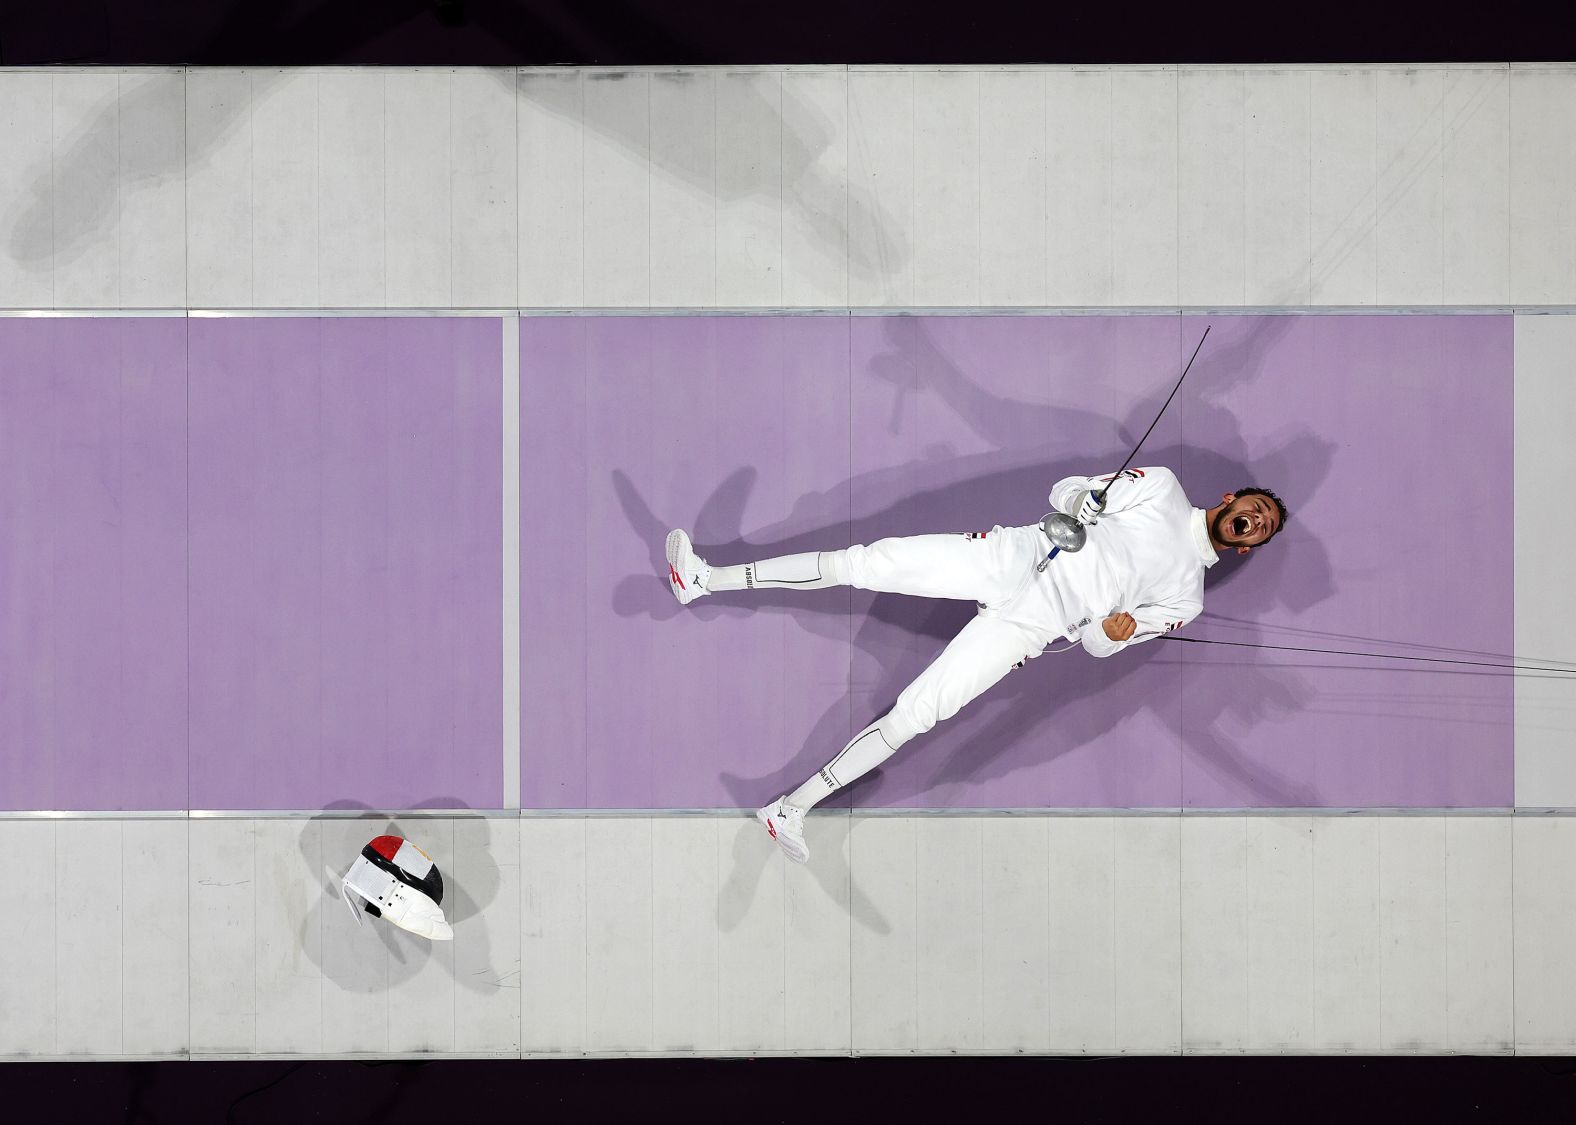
[340,835,453,940]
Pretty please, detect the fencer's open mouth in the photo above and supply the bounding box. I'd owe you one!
[1233,515,1251,537]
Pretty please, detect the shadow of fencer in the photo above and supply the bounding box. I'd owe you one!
[9,68,295,276]
[295,800,507,997]
[513,68,906,291]
[17,61,905,303]
[607,313,1341,928]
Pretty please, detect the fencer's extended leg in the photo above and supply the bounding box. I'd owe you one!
[759,613,1045,862]
[703,528,1039,602]
[666,532,840,605]
[709,551,843,592]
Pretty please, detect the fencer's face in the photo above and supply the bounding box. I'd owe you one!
[1212,493,1280,554]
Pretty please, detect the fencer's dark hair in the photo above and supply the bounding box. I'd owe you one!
[1235,487,1288,540]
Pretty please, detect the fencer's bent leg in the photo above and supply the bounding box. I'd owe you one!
[786,614,1044,810]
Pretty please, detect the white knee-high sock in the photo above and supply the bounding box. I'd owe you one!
[786,713,915,811]
[709,551,850,593]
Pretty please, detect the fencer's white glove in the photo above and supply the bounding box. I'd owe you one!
[1073,489,1106,526]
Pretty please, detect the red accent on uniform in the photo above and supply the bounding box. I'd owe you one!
[766,820,777,839]
[669,564,685,589]
[370,835,403,860]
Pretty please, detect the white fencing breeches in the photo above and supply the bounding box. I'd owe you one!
[775,527,1055,808]
[831,525,1044,609]
[812,526,1053,743]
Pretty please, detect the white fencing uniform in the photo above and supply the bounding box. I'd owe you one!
[709,465,1224,814]
[1034,465,1218,655]
[818,465,1217,749]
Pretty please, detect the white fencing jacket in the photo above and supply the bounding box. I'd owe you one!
[1032,466,1219,658]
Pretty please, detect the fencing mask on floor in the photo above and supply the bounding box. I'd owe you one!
[340,834,453,941]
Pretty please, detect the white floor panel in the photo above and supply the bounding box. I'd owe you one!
[1309,69,1378,306]
[184,69,255,309]
[1375,69,1445,305]
[717,815,785,1053]
[117,71,188,309]
[3,811,1572,1057]
[384,70,456,310]
[581,73,651,309]
[1512,816,1576,1053]
[782,814,854,1053]
[1045,70,1115,307]
[979,817,1052,1053]
[1109,70,1179,308]
[1245,816,1315,1050]
[779,70,849,309]
[5,64,1575,311]
[1178,69,1247,308]
[188,819,258,1054]
[450,69,519,309]
[1378,817,1449,1050]
[0,71,55,308]
[250,70,320,309]
[1243,70,1313,306]
[979,71,1048,308]
[1444,817,1513,1053]
[1181,816,1250,1051]
[253,818,323,1055]
[122,820,190,1056]
[649,71,718,308]
[651,818,722,1052]
[318,70,387,308]
[519,817,588,1054]
[912,71,982,308]
[1113,816,1182,1053]
[1310,817,1381,1051]
[648,72,718,310]
[1509,67,1576,304]
[583,818,656,1051]
[0,822,55,1056]
[847,71,915,308]
[915,818,985,1052]
[715,72,785,308]
[1514,315,1576,807]
[849,815,920,1051]
[54,820,125,1056]
[1046,817,1117,1052]
[1441,68,1510,305]
[317,818,392,1054]
[453,816,523,1054]
[517,70,585,308]
[50,72,123,310]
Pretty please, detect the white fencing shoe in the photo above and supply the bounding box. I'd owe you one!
[756,797,809,863]
[665,529,713,606]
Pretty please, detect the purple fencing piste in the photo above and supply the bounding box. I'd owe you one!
[0,316,505,812]
[188,318,503,811]
[1,318,188,810]
[521,313,1513,809]
[0,312,1512,812]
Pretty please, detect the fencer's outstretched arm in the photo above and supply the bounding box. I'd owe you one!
[1049,465,1178,519]
[1080,594,1201,658]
